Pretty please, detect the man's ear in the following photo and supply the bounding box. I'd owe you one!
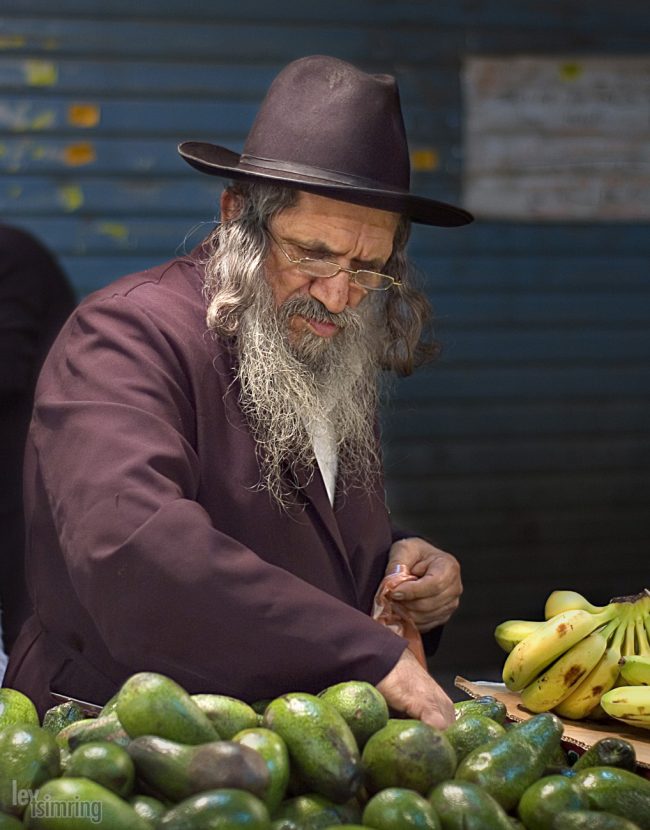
[220,188,244,222]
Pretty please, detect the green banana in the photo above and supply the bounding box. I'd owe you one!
[502,606,619,692]
[519,619,616,713]
[553,613,628,720]
[544,590,606,620]
[619,654,650,686]
[623,616,637,657]
[600,684,650,729]
[494,619,544,653]
[635,614,650,656]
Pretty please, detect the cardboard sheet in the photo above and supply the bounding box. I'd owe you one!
[455,676,650,771]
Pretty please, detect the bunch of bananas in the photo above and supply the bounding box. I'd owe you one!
[494,588,650,728]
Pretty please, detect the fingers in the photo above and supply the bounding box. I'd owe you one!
[386,537,423,572]
[385,538,463,632]
[376,648,456,729]
[393,568,463,628]
[417,689,456,730]
[392,554,462,601]
[387,541,461,597]
[407,599,461,630]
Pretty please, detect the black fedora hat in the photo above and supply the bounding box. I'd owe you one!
[178,55,472,228]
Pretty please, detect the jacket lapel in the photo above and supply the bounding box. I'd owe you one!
[291,463,356,583]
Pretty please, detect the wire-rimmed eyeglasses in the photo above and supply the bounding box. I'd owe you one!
[267,231,401,291]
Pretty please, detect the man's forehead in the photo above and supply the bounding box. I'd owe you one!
[275,190,401,244]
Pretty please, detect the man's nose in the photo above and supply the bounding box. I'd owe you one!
[309,270,362,313]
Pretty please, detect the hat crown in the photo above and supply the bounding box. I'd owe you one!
[177,55,473,227]
[242,55,411,192]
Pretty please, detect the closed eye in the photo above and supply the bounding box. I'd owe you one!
[299,246,331,261]
[291,240,384,271]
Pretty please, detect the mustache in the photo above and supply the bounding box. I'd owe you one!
[278,295,362,331]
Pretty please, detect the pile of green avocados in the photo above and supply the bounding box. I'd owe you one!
[0,671,649,829]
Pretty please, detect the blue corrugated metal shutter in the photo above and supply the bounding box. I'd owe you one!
[2,1,649,681]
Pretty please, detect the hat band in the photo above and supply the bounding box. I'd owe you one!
[238,154,406,193]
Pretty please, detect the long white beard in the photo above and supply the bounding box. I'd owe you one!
[235,282,384,508]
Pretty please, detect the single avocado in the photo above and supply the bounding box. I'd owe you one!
[552,809,644,830]
[455,712,564,812]
[361,718,457,797]
[192,693,258,738]
[428,780,513,830]
[22,776,150,829]
[318,680,389,750]
[362,786,440,830]
[157,788,270,829]
[0,724,60,817]
[100,691,120,717]
[272,793,361,829]
[517,774,589,830]
[127,734,270,803]
[453,695,507,724]
[571,738,637,773]
[64,740,136,799]
[0,688,39,730]
[41,701,86,735]
[115,672,218,745]
[233,726,290,814]
[55,712,130,751]
[443,713,506,763]
[572,766,650,829]
[263,693,361,804]
[129,794,167,826]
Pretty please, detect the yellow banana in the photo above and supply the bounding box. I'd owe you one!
[619,654,650,686]
[600,684,650,729]
[494,619,544,653]
[502,605,619,692]
[553,612,628,720]
[519,619,615,713]
[544,590,606,620]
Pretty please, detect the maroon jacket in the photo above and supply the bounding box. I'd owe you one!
[4,251,411,714]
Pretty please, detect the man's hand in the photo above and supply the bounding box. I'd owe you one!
[376,648,455,729]
[386,538,462,632]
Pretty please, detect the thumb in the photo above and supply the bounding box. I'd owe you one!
[386,538,420,575]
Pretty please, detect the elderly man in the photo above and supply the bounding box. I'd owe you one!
[4,56,471,727]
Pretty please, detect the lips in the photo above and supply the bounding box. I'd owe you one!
[306,318,339,337]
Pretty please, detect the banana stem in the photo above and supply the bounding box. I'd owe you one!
[611,605,632,654]
[637,614,650,656]
[601,615,622,642]
[624,616,637,656]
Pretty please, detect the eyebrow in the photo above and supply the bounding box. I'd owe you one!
[285,236,386,271]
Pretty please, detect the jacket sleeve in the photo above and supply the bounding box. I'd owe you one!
[29,294,407,700]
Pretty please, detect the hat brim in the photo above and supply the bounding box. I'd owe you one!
[178,141,473,228]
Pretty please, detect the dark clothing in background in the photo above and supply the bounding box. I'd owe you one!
[0,223,76,652]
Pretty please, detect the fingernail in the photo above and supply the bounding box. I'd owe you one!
[392,591,404,600]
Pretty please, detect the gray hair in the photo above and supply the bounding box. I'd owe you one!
[202,181,438,376]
